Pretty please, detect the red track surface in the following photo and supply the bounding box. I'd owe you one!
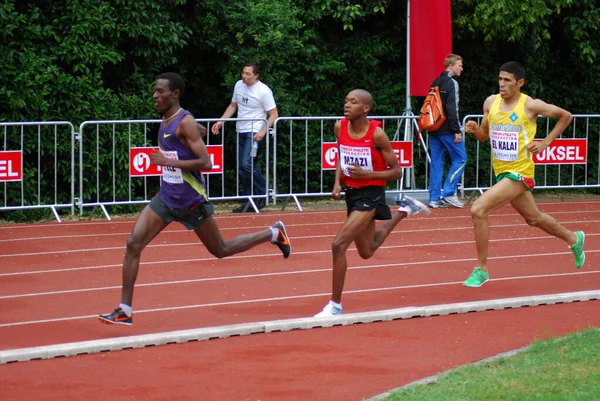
[1,201,599,400]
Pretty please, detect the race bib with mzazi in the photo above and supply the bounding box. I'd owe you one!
[490,130,519,162]
[339,144,373,176]
[161,151,184,184]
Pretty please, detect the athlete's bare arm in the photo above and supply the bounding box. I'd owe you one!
[197,123,207,138]
[332,120,343,200]
[345,127,401,182]
[525,97,573,154]
[152,114,212,170]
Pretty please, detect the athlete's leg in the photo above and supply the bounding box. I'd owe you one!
[122,205,169,305]
[330,209,377,303]
[470,178,527,271]
[510,191,577,245]
[354,210,408,259]
[194,216,272,258]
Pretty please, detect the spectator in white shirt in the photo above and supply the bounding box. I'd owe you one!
[212,62,278,212]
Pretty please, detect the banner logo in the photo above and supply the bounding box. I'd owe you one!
[322,142,413,170]
[129,146,223,176]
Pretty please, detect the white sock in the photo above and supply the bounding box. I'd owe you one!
[119,303,132,317]
[398,205,411,216]
[329,300,342,309]
[270,226,278,242]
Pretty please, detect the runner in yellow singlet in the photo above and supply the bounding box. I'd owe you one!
[463,61,585,287]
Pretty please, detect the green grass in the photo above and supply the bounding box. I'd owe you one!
[382,328,600,401]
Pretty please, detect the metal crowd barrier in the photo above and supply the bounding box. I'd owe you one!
[77,118,268,219]
[2,114,598,221]
[271,115,428,210]
[461,114,600,198]
[0,121,75,222]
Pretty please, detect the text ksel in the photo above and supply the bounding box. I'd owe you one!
[535,146,585,161]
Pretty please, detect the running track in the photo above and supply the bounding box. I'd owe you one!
[1,201,599,400]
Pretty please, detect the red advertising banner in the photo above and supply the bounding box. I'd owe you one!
[322,142,413,170]
[409,0,452,96]
[532,139,587,165]
[0,151,22,181]
[129,146,223,176]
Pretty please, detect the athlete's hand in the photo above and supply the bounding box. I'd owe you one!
[464,120,479,134]
[346,163,366,178]
[151,150,169,166]
[527,141,547,155]
[331,183,342,200]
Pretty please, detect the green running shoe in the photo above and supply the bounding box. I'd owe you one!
[569,231,585,268]
[463,267,489,288]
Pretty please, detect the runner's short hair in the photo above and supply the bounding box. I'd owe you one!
[499,61,526,81]
[157,72,185,97]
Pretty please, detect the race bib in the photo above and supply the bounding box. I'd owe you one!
[161,151,184,184]
[490,131,519,162]
[339,144,373,176]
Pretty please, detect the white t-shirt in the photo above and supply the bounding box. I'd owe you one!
[232,80,276,133]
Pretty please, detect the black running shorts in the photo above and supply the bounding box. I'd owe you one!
[344,186,391,220]
[149,195,214,230]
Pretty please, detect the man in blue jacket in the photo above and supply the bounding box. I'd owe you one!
[427,54,467,209]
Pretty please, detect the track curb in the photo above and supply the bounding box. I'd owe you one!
[2,290,598,364]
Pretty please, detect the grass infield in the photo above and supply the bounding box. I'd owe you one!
[382,328,600,401]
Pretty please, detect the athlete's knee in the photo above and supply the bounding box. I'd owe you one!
[207,245,228,259]
[356,248,374,260]
[523,213,544,227]
[470,201,489,221]
[125,235,145,256]
[331,238,350,257]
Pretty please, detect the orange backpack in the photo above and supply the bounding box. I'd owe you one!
[419,86,446,131]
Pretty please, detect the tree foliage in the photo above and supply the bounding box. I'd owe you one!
[0,0,190,124]
[2,0,597,123]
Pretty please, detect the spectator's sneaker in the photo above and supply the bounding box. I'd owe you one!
[463,267,489,288]
[234,201,266,213]
[398,195,431,216]
[442,195,464,208]
[272,221,291,259]
[232,204,249,213]
[428,199,448,209]
[98,307,132,326]
[315,301,344,317]
[570,231,585,268]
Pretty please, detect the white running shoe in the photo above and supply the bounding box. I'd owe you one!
[442,195,464,208]
[314,301,344,317]
[398,195,431,216]
[428,199,448,209]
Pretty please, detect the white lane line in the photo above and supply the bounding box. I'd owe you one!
[1,199,598,231]
[1,220,599,259]
[1,209,598,243]
[1,273,598,328]
[1,233,598,277]
[2,251,598,300]
[0,210,350,230]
